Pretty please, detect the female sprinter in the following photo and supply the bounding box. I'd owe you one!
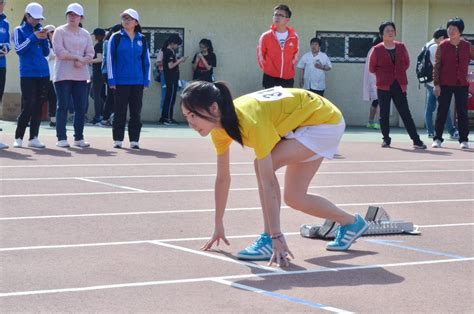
[181,81,369,267]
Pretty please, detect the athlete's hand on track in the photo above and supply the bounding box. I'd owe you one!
[269,234,294,267]
[201,223,230,250]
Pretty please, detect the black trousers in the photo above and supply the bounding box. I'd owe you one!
[113,85,143,142]
[262,73,294,89]
[102,74,114,121]
[434,86,469,143]
[309,89,324,97]
[91,73,105,120]
[161,79,178,121]
[47,80,57,118]
[15,77,49,140]
[0,67,6,102]
[377,81,421,145]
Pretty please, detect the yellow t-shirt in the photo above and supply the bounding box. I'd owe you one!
[211,88,342,159]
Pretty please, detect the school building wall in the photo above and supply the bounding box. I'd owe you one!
[2,0,473,126]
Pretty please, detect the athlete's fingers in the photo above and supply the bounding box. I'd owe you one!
[223,237,230,246]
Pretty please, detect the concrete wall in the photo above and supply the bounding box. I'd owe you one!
[2,0,474,125]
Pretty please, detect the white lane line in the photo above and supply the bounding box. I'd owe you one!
[0,257,472,298]
[418,223,474,228]
[0,222,472,252]
[150,241,282,273]
[1,181,472,199]
[75,178,148,193]
[1,169,473,181]
[1,199,473,221]
[213,278,353,313]
[0,159,472,168]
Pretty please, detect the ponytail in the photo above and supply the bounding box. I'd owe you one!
[181,81,243,146]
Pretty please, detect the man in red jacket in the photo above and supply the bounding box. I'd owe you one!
[257,4,299,89]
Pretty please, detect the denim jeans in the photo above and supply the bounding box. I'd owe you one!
[425,85,455,135]
[54,80,88,141]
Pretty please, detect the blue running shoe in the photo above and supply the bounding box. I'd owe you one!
[326,214,369,251]
[236,233,273,260]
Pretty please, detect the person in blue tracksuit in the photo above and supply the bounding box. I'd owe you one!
[107,8,150,149]
[12,2,50,149]
[0,0,11,149]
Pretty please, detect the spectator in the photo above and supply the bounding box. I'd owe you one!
[297,37,331,96]
[107,9,150,149]
[159,34,185,125]
[423,28,458,139]
[369,21,426,149]
[432,17,474,149]
[192,38,216,82]
[363,36,382,129]
[52,3,94,148]
[257,4,299,88]
[12,2,50,149]
[44,24,56,127]
[90,27,106,125]
[0,0,10,149]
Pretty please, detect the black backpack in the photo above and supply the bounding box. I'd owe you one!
[416,43,435,84]
[112,32,147,78]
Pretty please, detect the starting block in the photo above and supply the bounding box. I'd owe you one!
[300,206,421,239]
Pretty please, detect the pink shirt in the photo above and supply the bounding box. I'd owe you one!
[52,24,94,82]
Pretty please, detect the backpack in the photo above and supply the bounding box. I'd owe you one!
[112,32,147,78]
[416,43,435,84]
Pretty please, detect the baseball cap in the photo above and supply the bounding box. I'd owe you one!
[120,8,139,22]
[92,28,105,36]
[66,3,84,16]
[25,2,45,20]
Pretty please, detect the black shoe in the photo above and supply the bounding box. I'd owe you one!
[413,141,427,149]
[381,141,390,148]
[49,121,56,127]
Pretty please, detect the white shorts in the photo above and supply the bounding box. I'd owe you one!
[283,118,345,162]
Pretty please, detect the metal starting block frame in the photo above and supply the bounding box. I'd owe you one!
[300,206,421,239]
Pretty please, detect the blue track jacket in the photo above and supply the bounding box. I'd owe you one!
[13,22,49,78]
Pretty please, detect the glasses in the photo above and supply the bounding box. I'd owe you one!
[121,15,135,22]
[273,13,288,18]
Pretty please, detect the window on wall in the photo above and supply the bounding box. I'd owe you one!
[141,27,185,58]
[464,34,474,65]
[316,31,379,63]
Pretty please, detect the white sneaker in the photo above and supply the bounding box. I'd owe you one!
[432,140,442,148]
[74,140,90,148]
[56,140,70,148]
[0,142,9,149]
[460,142,469,149]
[28,137,46,148]
[13,138,23,148]
[130,141,140,149]
[113,140,123,148]
[450,131,459,140]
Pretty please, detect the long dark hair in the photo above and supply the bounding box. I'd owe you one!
[181,81,243,146]
[199,38,214,53]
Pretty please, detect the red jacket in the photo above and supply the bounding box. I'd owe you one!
[257,25,299,80]
[434,39,474,87]
[369,42,410,92]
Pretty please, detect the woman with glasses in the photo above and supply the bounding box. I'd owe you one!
[12,2,50,149]
[192,38,216,82]
[52,3,94,148]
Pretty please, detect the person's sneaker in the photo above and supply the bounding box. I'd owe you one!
[326,214,369,251]
[432,140,442,148]
[130,141,140,149]
[372,123,380,129]
[413,141,427,149]
[427,133,434,138]
[381,141,390,148]
[460,142,469,149]
[56,140,70,148]
[74,140,90,148]
[450,131,459,140]
[366,122,374,129]
[100,120,112,127]
[13,138,23,148]
[236,233,273,261]
[0,142,9,149]
[113,141,123,148]
[28,137,46,148]
[49,121,56,127]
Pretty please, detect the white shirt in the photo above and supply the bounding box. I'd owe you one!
[297,51,332,91]
[276,31,288,49]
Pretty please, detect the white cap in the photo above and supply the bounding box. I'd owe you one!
[25,2,45,20]
[120,8,139,22]
[66,3,84,16]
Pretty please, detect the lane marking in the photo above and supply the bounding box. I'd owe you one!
[1,169,473,181]
[75,178,148,193]
[1,199,473,221]
[0,181,472,199]
[0,222,472,252]
[1,159,472,168]
[213,278,352,313]
[365,239,466,259]
[0,257,472,298]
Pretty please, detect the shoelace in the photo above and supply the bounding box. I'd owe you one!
[334,226,347,243]
[250,236,267,249]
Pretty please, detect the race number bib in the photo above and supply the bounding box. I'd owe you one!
[247,86,294,102]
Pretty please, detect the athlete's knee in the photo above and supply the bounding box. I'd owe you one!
[283,189,304,209]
